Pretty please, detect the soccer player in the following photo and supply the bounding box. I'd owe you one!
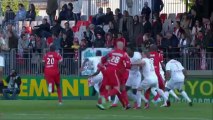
[139,51,168,108]
[145,44,165,107]
[164,55,193,106]
[112,45,142,109]
[101,41,131,109]
[42,45,63,104]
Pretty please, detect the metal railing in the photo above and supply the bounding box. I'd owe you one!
[1,47,213,76]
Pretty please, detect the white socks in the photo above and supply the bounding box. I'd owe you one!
[113,95,119,104]
[181,91,191,103]
[169,90,180,100]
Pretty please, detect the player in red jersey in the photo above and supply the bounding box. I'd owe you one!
[144,44,166,108]
[42,45,63,104]
[101,41,131,109]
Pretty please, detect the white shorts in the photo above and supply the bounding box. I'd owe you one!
[165,80,184,90]
[140,78,158,91]
[88,74,103,87]
[126,71,141,89]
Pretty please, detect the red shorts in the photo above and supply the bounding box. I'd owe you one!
[44,72,60,85]
[156,73,165,90]
[105,68,122,87]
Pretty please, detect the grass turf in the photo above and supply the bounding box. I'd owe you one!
[0,100,212,120]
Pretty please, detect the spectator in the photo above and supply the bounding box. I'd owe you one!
[80,39,88,50]
[2,6,15,26]
[113,15,120,32]
[166,32,179,58]
[114,32,127,48]
[152,0,164,16]
[156,33,169,51]
[0,30,9,52]
[71,38,80,62]
[191,19,203,46]
[58,4,68,22]
[8,31,18,49]
[64,22,74,45]
[142,33,154,49]
[179,32,190,56]
[15,3,27,21]
[67,3,76,21]
[35,34,46,53]
[174,21,184,40]
[93,33,105,48]
[52,33,61,52]
[71,0,83,21]
[51,20,63,35]
[2,70,21,100]
[133,15,142,44]
[115,8,122,20]
[180,13,192,42]
[190,7,200,29]
[18,34,30,58]
[204,21,213,57]
[94,25,105,38]
[152,13,162,39]
[104,8,114,25]
[34,18,51,38]
[141,2,151,20]
[119,10,133,42]
[105,33,114,48]
[108,21,118,38]
[141,16,152,34]
[84,24,96,44]
[93,7,105,25]
[46,0,58,26]
[61,30,72,58]
[26,4,36,22]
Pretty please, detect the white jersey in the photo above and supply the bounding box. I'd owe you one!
[160,64,165,81]
[142,58,158,82]
[130,52,142,72]
[166,59,185,82]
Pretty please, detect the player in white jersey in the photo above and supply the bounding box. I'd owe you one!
[139,51,168,107]
[165,55,192,106]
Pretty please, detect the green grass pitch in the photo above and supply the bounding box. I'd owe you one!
[0,100,212,120]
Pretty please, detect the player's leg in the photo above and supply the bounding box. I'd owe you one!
[165,81,180,100]
[177,82,192,106]
[55,73,62,104]
[140,81,150,109]
[45,74,54,93]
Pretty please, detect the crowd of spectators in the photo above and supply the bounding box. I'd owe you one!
[0,0,213,74]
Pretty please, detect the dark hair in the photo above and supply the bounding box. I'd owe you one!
[30,4,35,12]
[43,18,48,22]
[134,15,139,23]
[50,44,56,52]
[115,8,120,12]
[18,3,24,7]
[96,50,102,56]
[149,44,158,51]
[21,34,26,39]
[68,3,73,11]
[62,4,68,11]
[157,33,163,38]
[52,32,59,37]
[6,5,10,8]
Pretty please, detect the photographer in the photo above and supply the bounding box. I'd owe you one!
[2,70,21,100]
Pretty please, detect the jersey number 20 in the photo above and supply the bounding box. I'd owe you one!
[47,58,54,65]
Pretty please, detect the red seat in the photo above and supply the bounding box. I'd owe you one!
[160,13,167,23]
[83,21,90,27]
[88,16,93,22]
[76,21,84,27]
[72,26,79,32]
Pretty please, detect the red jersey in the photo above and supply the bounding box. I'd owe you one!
[149,51,163,74]
[101,49,131,71]
[42,52,63,73]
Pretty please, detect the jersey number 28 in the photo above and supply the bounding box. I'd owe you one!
[111,56,120,64]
